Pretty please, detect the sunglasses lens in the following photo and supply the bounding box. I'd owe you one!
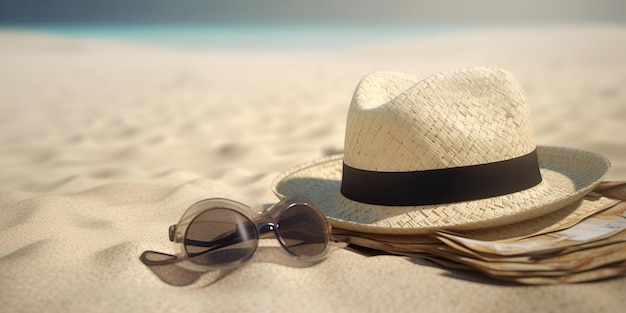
[185,208,257,266]
[278,204,328,257]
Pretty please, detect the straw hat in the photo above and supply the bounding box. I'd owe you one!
[272,67,610,234]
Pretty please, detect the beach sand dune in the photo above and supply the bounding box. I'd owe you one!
[0,25,625,312]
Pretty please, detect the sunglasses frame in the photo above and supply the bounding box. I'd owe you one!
[151,195,345,271]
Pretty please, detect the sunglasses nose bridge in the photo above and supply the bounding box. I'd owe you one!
[257,222,280,239]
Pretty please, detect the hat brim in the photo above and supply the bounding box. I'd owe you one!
[272,146,611,234]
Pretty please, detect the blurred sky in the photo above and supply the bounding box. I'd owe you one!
[1,0,625,26]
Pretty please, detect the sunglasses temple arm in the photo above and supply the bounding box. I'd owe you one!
[147,225,249,264]
[140,250,182,266]
[184,224,253,258]
[170,223,250,244]
[169,225,177,241]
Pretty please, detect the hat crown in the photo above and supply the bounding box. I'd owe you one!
[343,67,536,171]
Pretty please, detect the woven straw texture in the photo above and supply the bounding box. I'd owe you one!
[273,67,611,234]
[344,68,534,170]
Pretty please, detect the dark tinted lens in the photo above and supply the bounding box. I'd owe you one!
[185,208,257,266]
[278,204,328,257]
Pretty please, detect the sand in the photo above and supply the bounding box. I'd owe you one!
[0,24,625,312]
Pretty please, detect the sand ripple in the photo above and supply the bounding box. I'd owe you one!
[0,25,625,312]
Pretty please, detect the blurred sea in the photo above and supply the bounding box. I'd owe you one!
[0,23,461,51]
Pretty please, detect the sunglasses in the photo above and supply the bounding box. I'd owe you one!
[140,195,348,272]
